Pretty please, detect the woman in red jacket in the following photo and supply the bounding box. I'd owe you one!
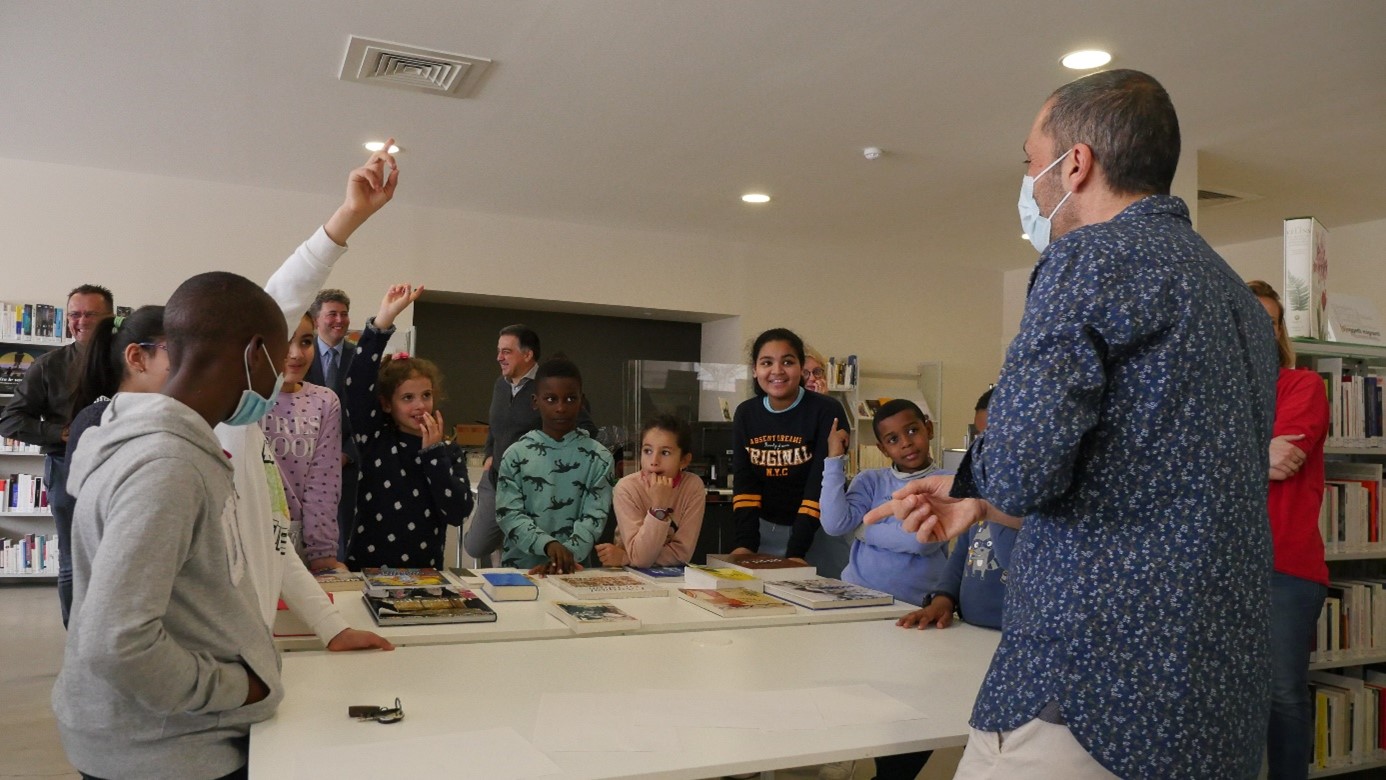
[1251,280,1329,780]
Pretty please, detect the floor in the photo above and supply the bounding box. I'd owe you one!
[0,583,961,780]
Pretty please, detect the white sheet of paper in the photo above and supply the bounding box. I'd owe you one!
[295,727,560,779]
[533,692,681,752]
[809,684,928,727]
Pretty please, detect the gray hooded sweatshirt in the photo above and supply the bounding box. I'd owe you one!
[53,392,283,779]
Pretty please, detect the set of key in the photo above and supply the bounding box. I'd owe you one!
[348,698,404,724]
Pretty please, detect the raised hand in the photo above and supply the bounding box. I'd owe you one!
[827,417,849,458]
[374,283,425,330]
[324,138,400,246]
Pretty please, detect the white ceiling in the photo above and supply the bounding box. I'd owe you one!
[4,1,1384,273]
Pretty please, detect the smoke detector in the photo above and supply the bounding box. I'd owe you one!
[339,36,493,98]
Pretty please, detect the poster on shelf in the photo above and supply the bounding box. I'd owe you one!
[1325,294,1386,347]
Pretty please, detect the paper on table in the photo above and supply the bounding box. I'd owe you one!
[809,684,928,727]
[296,727,560,779]
[533,692,681,752]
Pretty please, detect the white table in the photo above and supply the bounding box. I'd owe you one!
[251,620,1000,779]
[276,575,916,650]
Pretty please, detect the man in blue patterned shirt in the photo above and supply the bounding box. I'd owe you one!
[868,69,1278,778]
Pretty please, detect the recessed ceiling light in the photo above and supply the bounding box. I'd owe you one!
[741,193,771,204]
[1061,50,1112,70]
[364,141,401,153]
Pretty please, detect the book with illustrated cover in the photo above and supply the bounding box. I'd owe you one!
[763,578,895,609]
[545,600,642,635]
[361,567,452,597]
[547,568,668,599]
[481,571,540,601]
[312,570,365,592]
[677,587,796,617]
[705,553,816,582]
[362,586,498,626]
[625,564,685,585]
[683,563,764,592]
[1284,216,1328,340]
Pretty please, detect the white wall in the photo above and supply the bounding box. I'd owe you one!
[1,156,1005,440]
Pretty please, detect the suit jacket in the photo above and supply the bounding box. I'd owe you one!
[306,338,358,461]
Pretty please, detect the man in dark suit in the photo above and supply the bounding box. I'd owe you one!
[305,288,358,560]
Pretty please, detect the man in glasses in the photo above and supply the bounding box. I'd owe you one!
[0,284,114,625]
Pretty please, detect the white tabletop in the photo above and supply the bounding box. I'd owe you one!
[251,619,1000,779]
[276,574,916,650]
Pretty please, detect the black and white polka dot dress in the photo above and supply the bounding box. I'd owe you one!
[343,320,473,569]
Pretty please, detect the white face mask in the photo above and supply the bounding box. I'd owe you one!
[1018,149,1073,253]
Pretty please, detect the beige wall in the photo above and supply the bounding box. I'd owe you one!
[1,156,1004,442]
[1216,215,1386,311]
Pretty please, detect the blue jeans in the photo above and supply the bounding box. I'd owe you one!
[1267,571,1326,780]
[46,453,75,627]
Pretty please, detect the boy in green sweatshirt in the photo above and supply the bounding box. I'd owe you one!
[496,357,614,573]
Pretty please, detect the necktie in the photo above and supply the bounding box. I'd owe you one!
[325,347,340,388]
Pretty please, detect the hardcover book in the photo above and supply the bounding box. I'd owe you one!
[763,578,895,609]
[361,567,452,597]
[625,564,686,585]
[312,570,365,592]
[683,563,764,593]
[1284,216,1329,340]
[705,553,816,582]
[545,600,642,634]
[362,586,498,626]
[677,587,796,617]
[481,571,540,601]
[547,568,668,599]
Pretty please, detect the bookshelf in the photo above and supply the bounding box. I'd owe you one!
[1294,339,1386,776]
[0,332,68,581]
[829,361,942,474]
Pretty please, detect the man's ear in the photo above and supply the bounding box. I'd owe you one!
[1066,142,1097,192]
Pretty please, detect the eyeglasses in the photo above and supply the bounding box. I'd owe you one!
[67,310,105,321]
[804,368,826,379]
[136,342,168,351]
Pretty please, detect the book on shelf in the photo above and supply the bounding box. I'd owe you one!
[1321,462,1384,553]
[0,473,48,513]
[312,570,365,592]
[676,587,796,617]
[1,437,43,455]
[683,563,764,592]
[361,567,453,597]
[705,553,815,581]
[625,564,685,585]
[546,568,668,600]
[0,533,59,574]
[1,300,67,343]
[481,571,539,601]
[273,593,335,637]
[545,600,642,635]
[762,578,894,609]
[826,355,858,389]
[362,586,498,626]
[1284,216,1328,340]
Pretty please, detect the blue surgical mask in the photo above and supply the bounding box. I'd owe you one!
[224,341,285,427]
[1018,149,1073,253]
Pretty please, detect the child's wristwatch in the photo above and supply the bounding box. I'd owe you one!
[650,507,674,522]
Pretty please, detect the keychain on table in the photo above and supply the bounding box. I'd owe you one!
[348,698,404,724]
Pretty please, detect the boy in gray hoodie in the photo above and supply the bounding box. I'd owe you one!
[54,272,289,780]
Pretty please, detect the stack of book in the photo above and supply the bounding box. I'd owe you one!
[360,567,497,626]
[1312,580,1386,665]
[1309,665,1386,771]
[1314,356,1386,447]
[546,568,667,600]
[0,474,48,513]
[0,438,41,455]
[0,301,67,342]
[1322,462,1386,553]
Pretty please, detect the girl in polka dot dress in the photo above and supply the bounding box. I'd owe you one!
[260,313,344,572]
[344,283,473,569]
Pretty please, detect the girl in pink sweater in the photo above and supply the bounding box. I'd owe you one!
[596,415,705,567]
[261,313,344,572]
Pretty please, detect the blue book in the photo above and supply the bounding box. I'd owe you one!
[626,565,685,584]
[481,572,539,601]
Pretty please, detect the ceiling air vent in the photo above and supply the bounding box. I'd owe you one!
[339,36,492,98]
[1197,187,1261,208]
